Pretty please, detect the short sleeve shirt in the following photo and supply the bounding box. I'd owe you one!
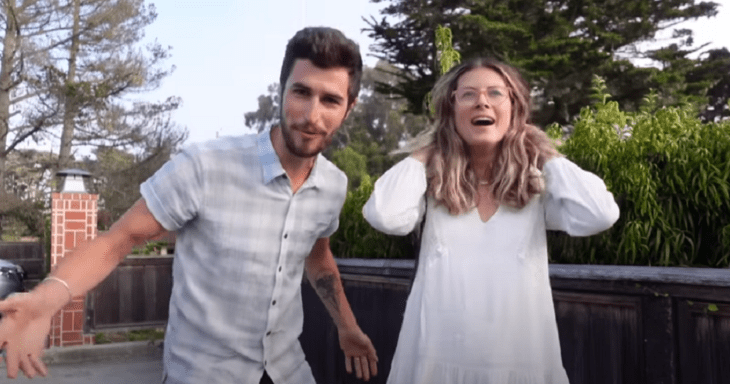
[140,128,347,384]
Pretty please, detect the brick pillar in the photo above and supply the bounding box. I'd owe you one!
[49,192,98,347]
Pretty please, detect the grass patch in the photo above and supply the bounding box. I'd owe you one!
[94,328,165,344]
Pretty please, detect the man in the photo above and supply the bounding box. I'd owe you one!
[0,27,378,384]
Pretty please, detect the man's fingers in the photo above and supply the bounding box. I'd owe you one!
[360,357,370,381]
[345,356,352,374]
[354,356,363,379]
[369,356,378,377]
[30,355,48,377]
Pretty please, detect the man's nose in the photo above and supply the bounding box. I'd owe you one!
[304,98,323,126]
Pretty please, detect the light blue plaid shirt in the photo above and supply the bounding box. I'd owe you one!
[140,128,347,384]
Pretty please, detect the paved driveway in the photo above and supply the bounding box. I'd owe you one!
[0,355,163,384]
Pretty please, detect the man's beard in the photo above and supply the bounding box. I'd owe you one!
[280,118,334,158]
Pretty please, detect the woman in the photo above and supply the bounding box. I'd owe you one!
[363,58,620,383]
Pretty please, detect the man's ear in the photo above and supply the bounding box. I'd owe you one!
[344,98,358,120]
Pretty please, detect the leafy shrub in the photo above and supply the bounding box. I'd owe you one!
[330,174,415,259]
[547,77,730,266]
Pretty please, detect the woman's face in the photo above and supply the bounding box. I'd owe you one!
[452,67,512,151]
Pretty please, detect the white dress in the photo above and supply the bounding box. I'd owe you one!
[363,157,620,384]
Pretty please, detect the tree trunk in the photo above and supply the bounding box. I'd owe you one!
[0,0,20,187]
[57,0,80,169]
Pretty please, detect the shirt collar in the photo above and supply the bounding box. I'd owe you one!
[257,126,323,189]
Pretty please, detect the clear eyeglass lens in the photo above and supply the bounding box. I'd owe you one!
[455,87,508,105]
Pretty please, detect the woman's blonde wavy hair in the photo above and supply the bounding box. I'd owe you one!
[402,57,560,214]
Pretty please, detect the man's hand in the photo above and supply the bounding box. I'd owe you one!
[339,325,378,382]
[0,292,53,379]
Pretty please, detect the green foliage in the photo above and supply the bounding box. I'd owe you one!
[549,77,730,266]
[330,147,368,191]
[330,174,415,259]
[365,0,723,126]
[131,240,170,256]
[94,328,165,344]
[435,25,460,76]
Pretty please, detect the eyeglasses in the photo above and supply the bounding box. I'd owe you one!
[452,86,510,106]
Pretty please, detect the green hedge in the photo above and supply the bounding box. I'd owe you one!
[330,174,415,259]
[547,78,730,266]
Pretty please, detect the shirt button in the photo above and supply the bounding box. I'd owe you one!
[278,266,282,272]
[283,233,288,239]
[266,331,272,336]
[272,300,277,305]
[264,360,267,366]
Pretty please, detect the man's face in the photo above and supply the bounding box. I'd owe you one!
[280,59,353,158]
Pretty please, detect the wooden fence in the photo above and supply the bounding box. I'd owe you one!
[85,255,172,332]
[0,242,45,286]
[82,256,730,384]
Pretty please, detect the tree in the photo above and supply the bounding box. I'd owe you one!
[0,0,185,237]
[0,0,178,179]
[0,148,54,240]
[0,0,61,187]
[690,48,730,122]
[365,0,721,126]
[52,0,174,169]
[79,117,187,230]
[244,83,279,133]
[327,61,428,178]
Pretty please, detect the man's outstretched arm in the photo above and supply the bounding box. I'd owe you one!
[304,237,378,382]
[0,199,166,379]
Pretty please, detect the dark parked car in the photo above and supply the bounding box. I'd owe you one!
[0,259,25,300]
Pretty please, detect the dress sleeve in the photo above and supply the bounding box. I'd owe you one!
[543,157,620,236]
[363,156,428,236]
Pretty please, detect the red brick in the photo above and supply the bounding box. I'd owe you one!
[73,312,84,331]
[53,339,61,347]
[62,312,73,331]
[65,211,85,220]
[66,301,84,311]
[66,221,84,230]
[62,331,82,342]
[63,340,82,347]
[76,231,87,243]
[65,232,75,249]
[70,200,80,209]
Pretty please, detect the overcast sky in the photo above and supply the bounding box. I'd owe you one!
[137,0,730,145]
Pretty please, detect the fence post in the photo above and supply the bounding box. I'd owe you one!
[49,190,98,347]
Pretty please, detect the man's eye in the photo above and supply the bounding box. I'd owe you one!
[292,88,309,96]
[323,97,341,105]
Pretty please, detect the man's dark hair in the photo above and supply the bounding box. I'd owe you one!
[279,27,363,106]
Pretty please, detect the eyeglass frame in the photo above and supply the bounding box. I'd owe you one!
[451,86,511,106]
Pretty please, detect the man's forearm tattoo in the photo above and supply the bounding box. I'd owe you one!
[315,274,341,314]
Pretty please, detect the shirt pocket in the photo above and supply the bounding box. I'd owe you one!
[290,218,332,260]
